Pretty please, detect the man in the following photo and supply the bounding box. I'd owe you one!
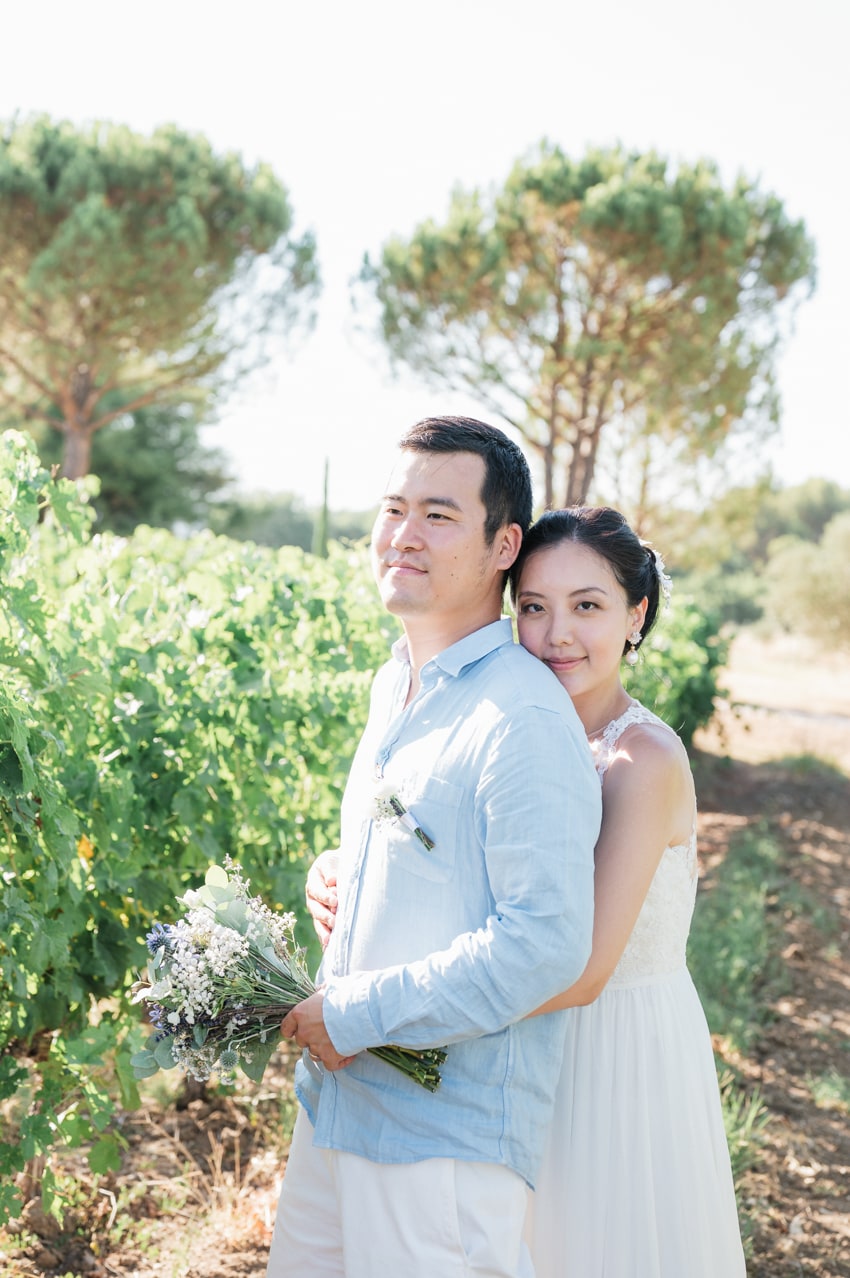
[268,416,601,1277]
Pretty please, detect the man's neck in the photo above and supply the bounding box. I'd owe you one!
[401,609,503,703]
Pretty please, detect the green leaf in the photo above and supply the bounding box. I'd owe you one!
[131,1061,160,1080]
[153,1037,179,1070]
[88,1133,124,1174]
[239,1032,280,1083]
[205,863,229,888]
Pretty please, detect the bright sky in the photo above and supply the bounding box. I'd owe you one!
[3,0,848,511]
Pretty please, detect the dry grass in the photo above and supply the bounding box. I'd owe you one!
[694,631,850,771]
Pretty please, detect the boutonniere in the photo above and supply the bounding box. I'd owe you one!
[371,779,435,849]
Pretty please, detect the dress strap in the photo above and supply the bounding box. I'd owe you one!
[590,701,672,781]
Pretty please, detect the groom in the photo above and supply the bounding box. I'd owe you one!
[268,416,600,1277]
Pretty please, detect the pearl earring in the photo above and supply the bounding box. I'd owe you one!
[625,628,642,666]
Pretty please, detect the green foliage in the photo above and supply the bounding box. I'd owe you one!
[648,478,850,635]
[687,824,786,1053]
[32,400,232,534]
[360,142,815,507]
[0,429,390,1219]
[208,490,316,549]
[763,511,850,651]
[658,478,850,578]
[805,1068,850,1114]
[718,1069,770,1182]
[762,479,850,552]
[0,114,319,479]
[0,429,732,1222]
[624,597,728,747]
[208,492,374,551]
[85,402,231,534]
[312,458,330,559]
[676,568,766,628]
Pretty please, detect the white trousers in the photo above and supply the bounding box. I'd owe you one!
[266,1108,535,1278]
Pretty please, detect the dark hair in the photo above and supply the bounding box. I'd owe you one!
[399,416,533,544]
[510,506,663,653]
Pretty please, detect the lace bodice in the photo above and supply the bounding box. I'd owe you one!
[590,703,698,988]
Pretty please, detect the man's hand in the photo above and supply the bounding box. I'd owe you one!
[305,850,339,948]
[281,990,354,1071]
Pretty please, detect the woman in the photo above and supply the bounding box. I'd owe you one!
[307,506,746,1276]
[511,507,745,1276]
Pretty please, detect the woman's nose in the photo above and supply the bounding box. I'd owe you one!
[552,615,574,645]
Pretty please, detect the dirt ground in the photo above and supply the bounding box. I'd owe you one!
[692,633,850,1277]
[3,633,849,1277]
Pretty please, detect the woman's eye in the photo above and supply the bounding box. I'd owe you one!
[519,602,543,614]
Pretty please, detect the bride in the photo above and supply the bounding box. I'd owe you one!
[510,506,745,1276]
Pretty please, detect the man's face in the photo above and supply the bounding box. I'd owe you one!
[371,449,511,626]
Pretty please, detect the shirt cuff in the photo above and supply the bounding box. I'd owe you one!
[322,973,381,1057]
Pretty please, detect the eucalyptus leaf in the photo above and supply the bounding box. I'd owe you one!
[129,1049,157,1070]
[153,1036,179,1069]
[239,1032,280,1083]
[130,1048,160,1080]
[214,899,251,932]
[205,864,229,889]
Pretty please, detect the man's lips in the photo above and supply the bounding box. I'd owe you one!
[384,561,426,575]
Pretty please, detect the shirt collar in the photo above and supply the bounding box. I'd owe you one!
[390,618,514,678]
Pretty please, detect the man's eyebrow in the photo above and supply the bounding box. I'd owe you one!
[382,493,463,512]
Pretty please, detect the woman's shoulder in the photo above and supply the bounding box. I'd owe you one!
[602,713,695,844]
[605,710,692,792]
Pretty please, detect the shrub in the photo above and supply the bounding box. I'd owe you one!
[0,431,390,1219]
[0,429,729,1220]
[624,596,728,748]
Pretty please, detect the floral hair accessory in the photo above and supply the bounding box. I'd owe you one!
[372,779,435,850]
[642,542,673,610]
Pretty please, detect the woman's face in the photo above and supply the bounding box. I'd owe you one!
[515,540,645,701]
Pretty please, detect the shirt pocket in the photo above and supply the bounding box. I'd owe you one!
[386,775,463,883]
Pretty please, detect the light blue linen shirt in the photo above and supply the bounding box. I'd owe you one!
[295,618,601,1187]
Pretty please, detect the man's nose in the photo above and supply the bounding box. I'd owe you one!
[390,515,423,550]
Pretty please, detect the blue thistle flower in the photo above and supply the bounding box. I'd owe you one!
[219,1047,239,1071]
[145,922,172,955]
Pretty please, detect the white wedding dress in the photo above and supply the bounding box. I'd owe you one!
[527,703,746,1277]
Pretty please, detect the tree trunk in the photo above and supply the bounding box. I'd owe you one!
[542,436,554,510]
[60,421,93,480]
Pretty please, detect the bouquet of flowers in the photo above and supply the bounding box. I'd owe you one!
[129,860,446,1092]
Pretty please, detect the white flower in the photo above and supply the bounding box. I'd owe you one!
[370,779,434,849]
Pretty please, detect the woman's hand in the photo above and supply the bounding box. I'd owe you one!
[306,849,339,948]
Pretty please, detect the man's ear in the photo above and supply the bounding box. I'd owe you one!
[496,523,523,571]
